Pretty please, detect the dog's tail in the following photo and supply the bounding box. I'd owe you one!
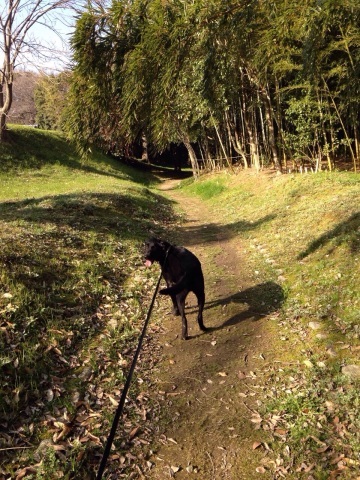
[160,274,187,296]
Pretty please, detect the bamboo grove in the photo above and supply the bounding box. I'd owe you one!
[65,0,360,175]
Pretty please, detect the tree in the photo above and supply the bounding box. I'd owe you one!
[0,0,80,142]
[9,70,39,124]
[34,71,70,129]
[67,0,360,174]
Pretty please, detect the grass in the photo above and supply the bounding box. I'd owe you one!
[183,175,227,199]
[181,169,360,478]
[0,126,177,479]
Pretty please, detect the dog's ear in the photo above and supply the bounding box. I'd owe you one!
[158,239,171,250]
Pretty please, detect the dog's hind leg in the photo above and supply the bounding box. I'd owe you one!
[176,291,189,340]
[196,290,207,332]
[170,294,180,316]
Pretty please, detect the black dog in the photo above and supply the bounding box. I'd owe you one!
[144,238,207,340]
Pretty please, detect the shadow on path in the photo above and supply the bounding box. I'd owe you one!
[185,281,285,338]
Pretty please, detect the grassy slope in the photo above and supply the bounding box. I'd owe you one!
[0,126,175,479]
[1,126,359,478]
[182,170,360,478]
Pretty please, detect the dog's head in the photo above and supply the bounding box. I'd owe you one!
[144,238,170,266]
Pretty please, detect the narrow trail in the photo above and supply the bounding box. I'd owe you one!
[145,178,281,479]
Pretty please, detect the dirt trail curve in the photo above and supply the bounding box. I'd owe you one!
[145,177,281,479]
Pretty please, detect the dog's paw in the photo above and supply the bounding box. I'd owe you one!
[159,287,169,295]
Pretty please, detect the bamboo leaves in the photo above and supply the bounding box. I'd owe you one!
[66,0,360,173]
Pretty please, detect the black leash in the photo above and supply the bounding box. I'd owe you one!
[96,247,170,480]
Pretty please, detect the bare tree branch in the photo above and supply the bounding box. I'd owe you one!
[0,0,84,140]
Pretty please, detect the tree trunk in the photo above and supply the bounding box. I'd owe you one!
[264,94,281,172]
[245,109,260,171]
[0,110,7,142]
[183,137,199,177]
[141,133,149,162]
[0,62,13,143]
[212,114,233,172]
[225,110,248,168]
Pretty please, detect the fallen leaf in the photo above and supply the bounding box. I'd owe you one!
[303,360,313,368]
[108,395,118,406]
[256,466,266,473]
[129,426,140,440]
[15,463,42,480]
[46,389,54,402]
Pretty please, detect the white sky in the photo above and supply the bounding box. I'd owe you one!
[19,9,76,72]
[0,3,78,73]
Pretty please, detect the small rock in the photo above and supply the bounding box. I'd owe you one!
[316,333,328,340]
[108,318,118,330]
[342,365,360,380]
[309,322,322,330]
[34,439,54,461]
[326,346,337,357]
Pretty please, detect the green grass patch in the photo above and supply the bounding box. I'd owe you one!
[263,362,360,478]
[183,176,228,199]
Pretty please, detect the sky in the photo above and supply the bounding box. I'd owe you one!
[21,9,76,72]
[0,2,78,74]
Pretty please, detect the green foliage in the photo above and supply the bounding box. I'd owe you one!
[34,72,70,130]
[284,94,321,159]
[65,0,360,173]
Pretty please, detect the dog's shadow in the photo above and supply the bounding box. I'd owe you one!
[186,281,285,336]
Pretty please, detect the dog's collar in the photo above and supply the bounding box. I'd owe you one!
[160,245,172,269]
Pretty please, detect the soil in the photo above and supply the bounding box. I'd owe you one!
[142,176,283,479]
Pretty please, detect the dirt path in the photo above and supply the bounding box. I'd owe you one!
[145,178,281,479]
